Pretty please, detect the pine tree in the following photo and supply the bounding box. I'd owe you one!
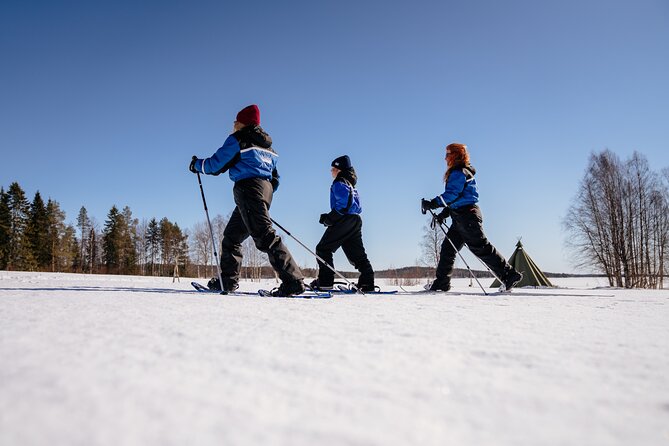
[76,207,91,273]
[55,224,78,272]
[0,188,10,269]
[102,206,123,274]
[102,205,137,275]
[135,219,149,275]
[145,218,160,276]
[27,191,51,270]
[159,218,174,275]
[6,182,35,270]
[120,206,137,275]
[46,199,68,272]
[176,225,189,277]
[88,227,98,273]
[158,218,188,277]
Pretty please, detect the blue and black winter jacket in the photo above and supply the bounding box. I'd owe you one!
[194,126,279,185]
[330,169,362,216]
[434,164,479,210]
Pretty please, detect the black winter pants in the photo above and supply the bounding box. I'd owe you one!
[316,214,374,286]
[219,178,303,284]
[436,205,512,281]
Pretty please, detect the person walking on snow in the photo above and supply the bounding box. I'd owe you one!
[189,104,305,296]
[310,155,375,292]
[421,143,522,292]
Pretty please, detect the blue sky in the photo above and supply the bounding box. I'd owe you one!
[1,0,668,273]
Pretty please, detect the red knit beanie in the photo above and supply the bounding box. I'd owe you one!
[236,104,260,126]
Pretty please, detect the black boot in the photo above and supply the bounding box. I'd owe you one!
[356,271,375,292]
[207,277,238,293]
[502,270,523,291]
[207,277,221,291]
[309,278,334,291]
[356,282,377,292]
[429,278,451,292]
[271,279,306,297]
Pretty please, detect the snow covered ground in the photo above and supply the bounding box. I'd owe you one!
[1,271,668,446]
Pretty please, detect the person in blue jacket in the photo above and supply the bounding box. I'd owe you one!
[421,143,522,292]
[189,104,305,296]
[310,155,375,291]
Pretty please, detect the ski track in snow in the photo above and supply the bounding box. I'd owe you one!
[1,272,668,446]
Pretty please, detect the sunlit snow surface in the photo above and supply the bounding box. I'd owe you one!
[1,271,668,446]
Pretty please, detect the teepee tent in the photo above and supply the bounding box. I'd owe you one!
[491,240,554,288]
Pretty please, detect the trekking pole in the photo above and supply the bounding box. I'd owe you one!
[194,158,224,294]
[427,208,489,295]
[269,217,364,295]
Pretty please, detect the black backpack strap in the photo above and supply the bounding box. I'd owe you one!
[338,178,354,214]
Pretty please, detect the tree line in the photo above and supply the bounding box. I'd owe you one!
[565,150,669,288]
[0,182,193,276]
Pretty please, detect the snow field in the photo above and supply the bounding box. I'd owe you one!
[1,271,668,446]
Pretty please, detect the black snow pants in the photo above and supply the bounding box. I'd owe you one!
[219,177,303,284]
[436,204,513,281]
[316,214,374,286]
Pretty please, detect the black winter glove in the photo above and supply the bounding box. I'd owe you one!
[189,156,199,174]
[430,207,450,229]
[319,213,333,227]
[421,198,440,214]
[271,168,280,191]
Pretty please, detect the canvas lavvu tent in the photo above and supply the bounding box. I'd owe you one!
[491,240,554,288]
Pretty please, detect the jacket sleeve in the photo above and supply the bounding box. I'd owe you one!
[330,181,351,214]
[435,170,466,206]
[196,135,241,176]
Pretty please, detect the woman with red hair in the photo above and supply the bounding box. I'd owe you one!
[421,143,522,292]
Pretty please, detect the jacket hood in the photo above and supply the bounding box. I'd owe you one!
[234,125,272,149]
[447,163,476,177]
[335,167,357,187]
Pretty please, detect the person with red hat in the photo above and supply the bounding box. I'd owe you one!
[190,105,305,296]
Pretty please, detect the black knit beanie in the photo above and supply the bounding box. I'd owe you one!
[331,155,352,169]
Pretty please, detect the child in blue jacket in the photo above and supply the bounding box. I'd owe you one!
[311,156,374,291]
